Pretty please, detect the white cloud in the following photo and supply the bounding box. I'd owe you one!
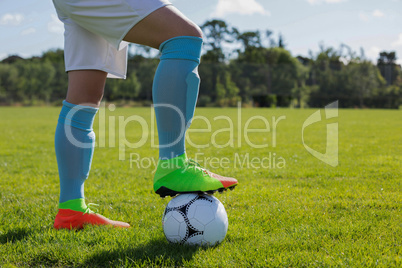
[358,12,369,22]
[372,9,385,18]
[359,10,386,22]
[391,33,402,47]
[307,0,347,5]
[0,13,24,26]
[212,0,270,17]
[21,27,36,35]
[47,14,63,34]
[366,46,381,61]
[0,53,7,61]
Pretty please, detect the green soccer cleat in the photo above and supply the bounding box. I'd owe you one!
[153,154,238,197]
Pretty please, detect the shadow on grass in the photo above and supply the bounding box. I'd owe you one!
[0,228,31,244]
[82,237,201,267]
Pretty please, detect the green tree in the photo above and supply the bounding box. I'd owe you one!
[377,51,399,85]
[291,62,311,108]
[236,31,266,64]
[308,46,346,107]
[0,63,19,104]
[215,77,226,106]
[126,58,158,101]
[213,71,240,107]
[41,49,68,103]
[347,60,385,107]
[14,59,56,104]
[201,19,237,63]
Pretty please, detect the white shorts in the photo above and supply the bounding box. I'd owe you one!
[53,0,171,78]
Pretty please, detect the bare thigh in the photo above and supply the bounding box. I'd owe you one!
[66,5,201,106]
[123,5,202,49]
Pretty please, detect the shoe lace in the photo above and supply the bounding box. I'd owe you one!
[182,159,209,176]
[83,203,99,214]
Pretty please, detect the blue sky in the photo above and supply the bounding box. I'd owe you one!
[1,0,401,64]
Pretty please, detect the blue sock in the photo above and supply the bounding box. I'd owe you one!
[55,100,98,203]
[152,36,203,160]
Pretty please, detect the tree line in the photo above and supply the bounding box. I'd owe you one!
[0,19,401,108]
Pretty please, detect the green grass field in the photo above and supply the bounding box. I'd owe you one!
[0,106,401,267]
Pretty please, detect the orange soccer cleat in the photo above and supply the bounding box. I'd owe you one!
[54,208,130,230]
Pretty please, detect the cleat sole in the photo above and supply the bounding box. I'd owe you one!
[155,184,237,198]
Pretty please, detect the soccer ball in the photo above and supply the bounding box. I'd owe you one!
[162,193,228,246]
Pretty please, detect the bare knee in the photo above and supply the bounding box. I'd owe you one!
[124,6,203,49]
[184,22,203,39]
[66,70,106,107]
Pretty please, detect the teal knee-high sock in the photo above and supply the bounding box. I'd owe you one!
[152,36,203,160]
[55,100,98,204]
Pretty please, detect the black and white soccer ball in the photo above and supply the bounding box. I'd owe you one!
[162,193,228,246]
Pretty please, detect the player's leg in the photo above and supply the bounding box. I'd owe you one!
[51,3,133,227]
[54,70,130,229]
[124,5,202,160]
[123,6,238,197]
